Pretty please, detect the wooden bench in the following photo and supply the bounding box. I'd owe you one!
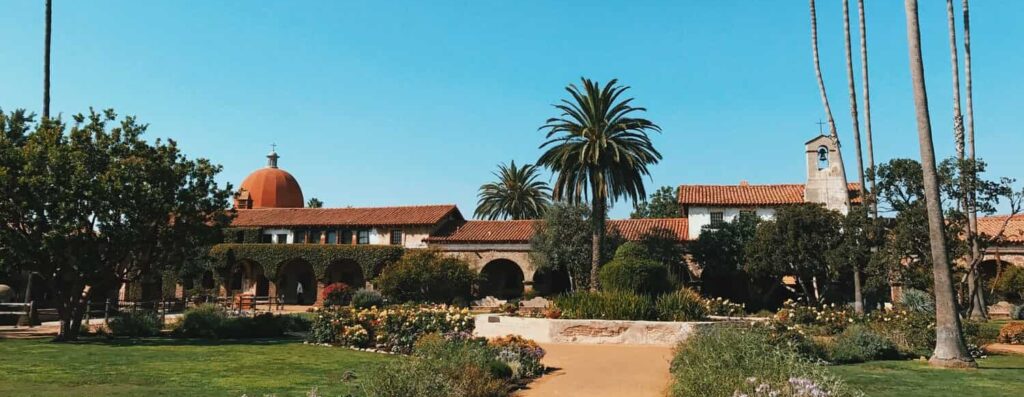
[0,301,35,328]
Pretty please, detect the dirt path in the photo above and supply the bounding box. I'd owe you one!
[517,343,674,397]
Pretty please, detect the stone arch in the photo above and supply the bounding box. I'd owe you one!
[227,259,269,296]
[479,259,525,299]
[532,267,571,296]
[324,259,365,288]
[201,271,216,290]
[277,259,317,305]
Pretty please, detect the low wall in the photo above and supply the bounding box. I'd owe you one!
[473,314,727,346]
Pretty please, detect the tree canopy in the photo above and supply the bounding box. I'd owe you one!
[631,186,682,219]
[474,160,551,220]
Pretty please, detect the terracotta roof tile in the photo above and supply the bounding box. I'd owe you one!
[677,183,863,206]
[978,214,1024,244]
[230,204,462,227]
[424,218,689,244]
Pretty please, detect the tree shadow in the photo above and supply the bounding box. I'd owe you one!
[66,336,303,348]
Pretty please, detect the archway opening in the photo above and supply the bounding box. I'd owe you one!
[228,260,266,296]
[325,260,365,289]
[278,259,317,305]
[532,267,571,296]
[479,259,525,299]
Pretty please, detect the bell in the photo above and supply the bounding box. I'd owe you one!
[818,148,828,162]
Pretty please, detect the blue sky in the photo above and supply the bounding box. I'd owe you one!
[1,1,1021,218]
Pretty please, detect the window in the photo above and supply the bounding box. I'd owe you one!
[326,230,337,244]
[307,230,321,244]
[275,233,288,244]
[260,234,273,244]
[390,229,403,245]
[357,230,370,245]
[710,211,725,228]
[291,229,305,244]
[340,230,352,245]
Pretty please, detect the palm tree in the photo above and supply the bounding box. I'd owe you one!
[960,0,985,320]
[903,0,976,369]
[474,160,551,220]
[809,0,851,210]
[538,78,662,291]
[843,0,866,314]
[858,0,876,216]
[43,0,52,119]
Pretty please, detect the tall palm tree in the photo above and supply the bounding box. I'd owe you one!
[474,160,551,220]
[858,0,876,216]
[960,0,985,320]
[903,0,976,369]
[43,0,52,119]
[538,78,662,291]
[843,0,866,314]
[809,0,851,210]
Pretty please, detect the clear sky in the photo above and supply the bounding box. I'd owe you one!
[1,1,1021,218]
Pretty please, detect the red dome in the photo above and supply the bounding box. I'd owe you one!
[236,150,304,209]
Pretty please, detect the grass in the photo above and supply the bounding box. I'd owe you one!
[0,337,396,396]
[833,354,1024,397]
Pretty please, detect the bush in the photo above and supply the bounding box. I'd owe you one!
[554,290,653,320]
[598,243,672,295]
[898,288,935,313]
[174,305,292,339]
[307,305,474,353]
[175,304,226,338]
[363,333,509,397]
[669,325,858,397]
[321,282,352,307]
[866,308,935,357]
[998,322,1024,345]
[489,335,546,380]
[109,310,162,337]
[351,288,385,309]
[375,250,475,304]
[991,266,1024,303]
[655,289,708,321]
[828,325,899,363]
[703,296,746,317]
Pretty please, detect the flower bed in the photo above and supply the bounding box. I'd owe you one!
[308,304,474,354]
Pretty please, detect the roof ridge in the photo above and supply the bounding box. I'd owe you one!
[236,203,457,211]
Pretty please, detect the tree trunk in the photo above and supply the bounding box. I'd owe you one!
[590,199,605,292]
[53,281,86,342]
[903,0,976,368]
[858,0,876,216]
[810,0,852,210]
[43,0,52,119]
[843,0,866,314]
[961,0,984,320]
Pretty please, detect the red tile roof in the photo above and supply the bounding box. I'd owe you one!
[230,204,462,227]
[677,183,863,206]
[424,218,689,244]
[978,214,1024,244]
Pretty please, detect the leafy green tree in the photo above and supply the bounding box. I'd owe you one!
[631,186,681,219]
[827,207,884,309]
[474,160,551,220]
[690,215,785,309]
[538,78,662,291]
[306,197,323,208]
[529,202,622,292]
[745,204,842,301]
[374,250,474,304]
[637,227,687,282]
[0,109,233,341]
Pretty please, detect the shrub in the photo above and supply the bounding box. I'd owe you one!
[109,310,162,337]
[828,325,899,363]
[321,282,352,307]
[898,288,935,314]
[655,289,708,321]
[351,288,385,309]
[307,305,474,353]
[991,266,1024,302]
[554,290,653,320]
[998,322,1024,345]
[364,333,509,397]
[598,243,672,295]
[175,304,226,338]
[669,325,858,397]
[1013,305,1024,321]
[375,250,475,304]
[174,305,291,339]
[773,299,859,336]
[702,296,746,317]
[489,335,546,380]
[865,308,935,357]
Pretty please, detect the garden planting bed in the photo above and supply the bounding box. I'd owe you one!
[474,314,735,345]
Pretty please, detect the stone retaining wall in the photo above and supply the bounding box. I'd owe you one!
[473,314,728,346]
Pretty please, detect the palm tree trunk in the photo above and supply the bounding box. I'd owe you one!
[590,198,605,292]
[843,0,866,314]
[903,0,976,369]
[858,0,876,217]
[961,0,985,320]
[810,0,852,210]
[43,0,52,119]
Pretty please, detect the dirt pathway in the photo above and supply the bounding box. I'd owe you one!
[517,343,674,397]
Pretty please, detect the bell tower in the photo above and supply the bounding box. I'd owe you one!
[804,135,850,213]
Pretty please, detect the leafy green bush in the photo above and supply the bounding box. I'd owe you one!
[307,305,475,353]
[554,290,653,320]
[375,250,475,304]
[174,304,225,338]
[828,325,899,363]
[351,288,385,309]
[109,310,162,337]
[991,266,1024,303]
[866,309,935,357]
[669,325,858,397]
[898,288,935,313]
[655,289,708,321]
[174,305,292,339]
[598,242,672,295]
[363,333,508,397]
[702,297,746,317]
[489,334,546,380]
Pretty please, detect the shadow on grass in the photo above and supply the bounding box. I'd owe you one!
[65,336,304,347]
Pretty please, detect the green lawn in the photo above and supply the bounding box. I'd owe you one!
[833,355,1024,397]
[0,337,395,397]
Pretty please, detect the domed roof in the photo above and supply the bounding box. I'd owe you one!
[235,149,304,209]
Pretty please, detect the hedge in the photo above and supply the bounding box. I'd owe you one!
[209,243,405,281]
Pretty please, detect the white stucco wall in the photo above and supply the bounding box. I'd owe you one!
[686,206,776,239]
[260,225,434,248]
